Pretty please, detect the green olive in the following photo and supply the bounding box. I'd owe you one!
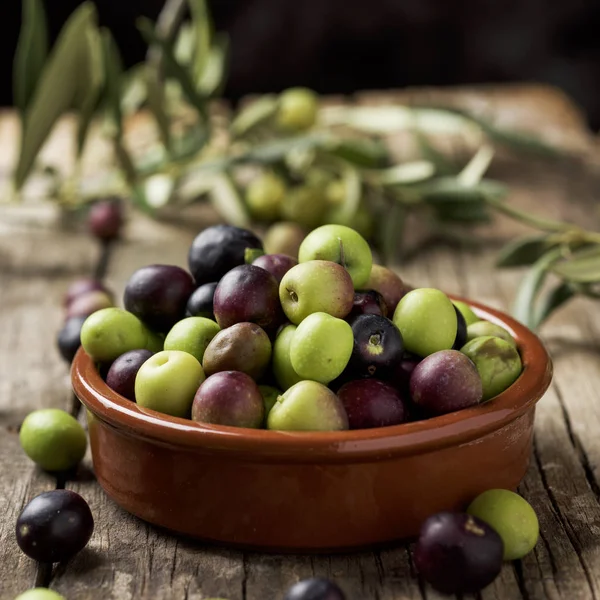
[276,87,318,131]
[20,409,87,472]
[393,288,457,357]
[467,321,517,347]
[245,172,286,221]
[467,489,539,560]
[281,186,327,229]
[460,336,522,400]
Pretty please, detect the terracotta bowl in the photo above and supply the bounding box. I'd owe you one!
[72,296,552,552]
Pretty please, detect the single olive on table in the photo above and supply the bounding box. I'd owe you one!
[16,490,94,563]
[20,409,87,472]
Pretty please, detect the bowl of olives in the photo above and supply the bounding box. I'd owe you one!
[71,223,552,552]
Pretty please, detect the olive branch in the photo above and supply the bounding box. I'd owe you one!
[8,0,600,329]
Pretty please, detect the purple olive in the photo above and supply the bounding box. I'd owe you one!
[213,265,283,330]
[124,264,195,332]
[252,253,298,283]
[16,490,94,563]
[192,371,264,428]
[65,290,113,320]
[347,290,388,321]
[284,578,346,600]
[391,352,421,394]
[188,224,263,286]
[64,278,111,307]
[106,349,153,401]
[57,316,87,363]
[414,512,504,595]
[345,314,403,380]
[337,379,408,429]
[87,198,123,241]
[410,350,482,415]
[185,282,218,319]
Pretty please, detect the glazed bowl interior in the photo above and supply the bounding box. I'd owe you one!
[73,295,553,464]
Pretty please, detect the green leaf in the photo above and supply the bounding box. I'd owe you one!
[533,282,575,328]
[431,105,565,158]
[335,165,362,222]
[137,17,208,121]
[230,95,279,138]
[100,29,124,133]
[197,32,229,97]
[145,66,172,151]
[188,0,211,87]
[378,202,406,265]
[551,245,600,283]
[512,248,562,327]
[412,127,458,176]
[496,235,553,268]
[417,177,508,204]
[75,23,105,157]
[456,144,495,187]
[13,0,48,115]
[120,64,147,116]
[372,161,435,186]
[174,21,196,66]
[209,172,250,227]
[431,201,491,224]
[15,2,97,189]
[327,138,390,168]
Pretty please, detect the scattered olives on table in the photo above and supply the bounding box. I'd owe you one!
[20,409,87,472]
[16,490,94,563]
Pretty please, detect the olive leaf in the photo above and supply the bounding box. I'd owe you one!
[196,32,229,97]
[100,29,124,133]
[377,201,406,265]
[373,161,435,186]
[208,172,250,227]
[13,0,48,116]
[137,17,208,121]
[431,200,491,224]
[145,66,172,151]
[327,138,390,168]
[432,105,565,158]
[456,144,495,187]
[188,0,212,88]
[416,177,508,204]
[496,235,554,267]
[512,248,563,327]
[335,165,362,222]
[230,96,279,138]
[75,23,105,157]
[533,282,575,328]
[15,2,98,189]
[550,246,600,283]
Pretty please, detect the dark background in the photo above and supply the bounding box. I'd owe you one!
[2,0,600,129]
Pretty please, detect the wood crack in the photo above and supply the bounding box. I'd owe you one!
[533,435,598,599]
[553,380,600,500]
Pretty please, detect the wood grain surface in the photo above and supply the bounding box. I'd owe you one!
[2,84,600,600]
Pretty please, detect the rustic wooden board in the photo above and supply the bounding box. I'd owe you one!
[3,86,600,599]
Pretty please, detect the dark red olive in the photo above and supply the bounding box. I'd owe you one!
[87,198,123,241]
[414,512,503,595]
[16,490,94,563]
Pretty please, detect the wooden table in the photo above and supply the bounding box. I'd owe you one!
[2,85,600,600]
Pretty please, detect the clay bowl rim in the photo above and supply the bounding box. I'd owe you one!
[72,295,553,464]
